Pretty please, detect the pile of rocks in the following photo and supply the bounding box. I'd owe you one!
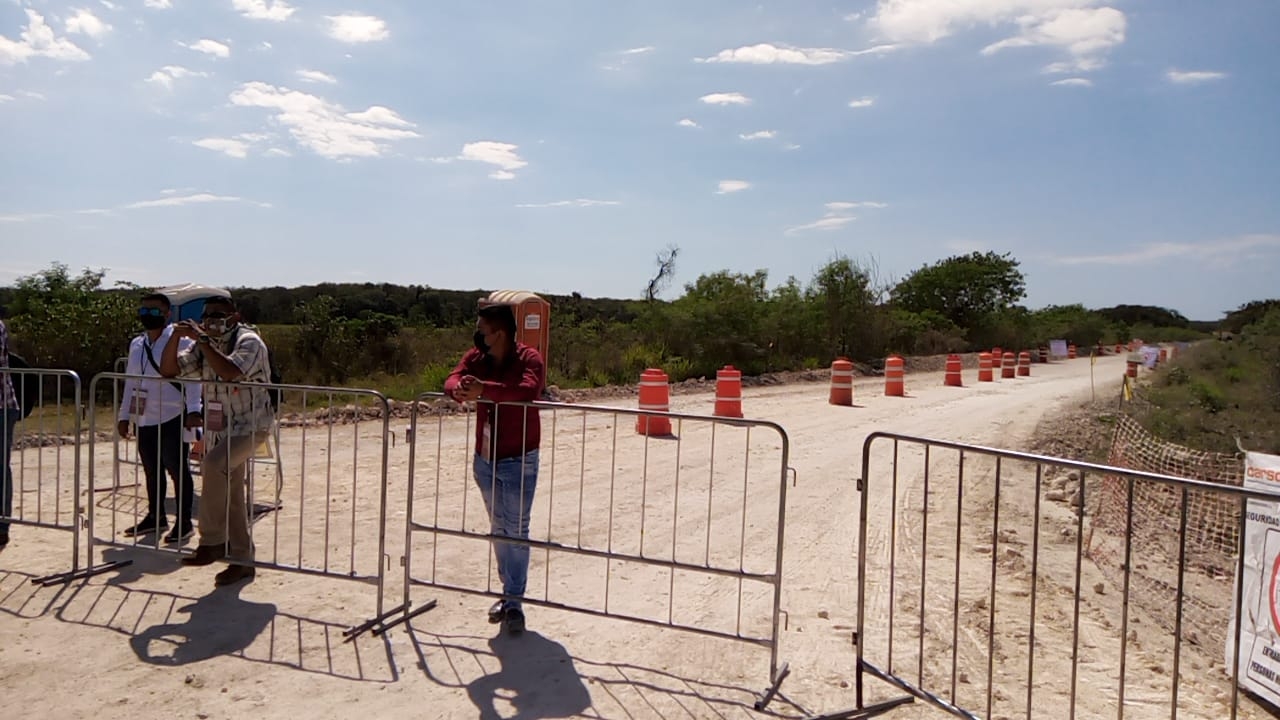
[15,431,110,451]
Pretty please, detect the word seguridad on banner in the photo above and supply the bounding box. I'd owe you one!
[1228,450,1280,704]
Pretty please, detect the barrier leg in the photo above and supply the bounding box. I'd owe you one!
[755,662,791,711]
[343,598,434,642]
[32,557,132,586]
[804,696,915,720]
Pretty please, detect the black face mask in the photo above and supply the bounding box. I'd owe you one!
[473,330,489,354]
[140,315,167,331]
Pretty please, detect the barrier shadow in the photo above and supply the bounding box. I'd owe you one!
[0,569,72,619]
[54,576,397,684]
[405,625,802,720]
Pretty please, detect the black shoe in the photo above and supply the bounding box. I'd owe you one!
[504,607,525,636]
[0,530,8,548]
[164,524,195,543]
[214,563,256,586]
[180,544,227,566]
[123,518,168,537]
[488,600,506,625]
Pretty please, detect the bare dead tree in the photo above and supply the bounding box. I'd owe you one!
[644,245,680,302]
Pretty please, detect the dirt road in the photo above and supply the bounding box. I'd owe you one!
[0,354,1250,719]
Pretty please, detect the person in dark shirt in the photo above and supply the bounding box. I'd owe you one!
[445,303,545,636]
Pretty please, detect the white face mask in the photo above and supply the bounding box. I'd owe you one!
[203,318,232,337]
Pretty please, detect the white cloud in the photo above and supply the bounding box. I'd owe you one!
[0,9,91,65]
[122,192,270,210]
[786,200,886,234]
[457,141,527,179]
[602,45,655,70]
[326,14,389,43]
[515,199,621,208]
[845,12,864,22]
[980,7,1125,72]
[0,213,53,223]
[715,180,751,194]
[1166,69,1227,85]
[264,147,291,157]
[1052,234,1280,266]
[872,1,1126,73]
[1051,77,1093,87]
[99,1,118,11]
[739,130,777,140]
[677,118,699,128]
[145,65,206,89]
[193,137,250,158]
[0,94,12,102]
[19,90,45,99]
[185,38,230,58]
[7,191,271,222]
[228,82,419,159]
[297,69,337,84]
[848,96,875,108]
[144,0,171,7]
[65,8,111,39]
[787,216,855,234]
[346,106,412,127]
[233,0,295,22]
[826,201,887,211]
[700,92,750,106]
[698,42,897,65]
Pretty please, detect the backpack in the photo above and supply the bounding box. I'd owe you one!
[6,353,37,419]
[234,326,283,411]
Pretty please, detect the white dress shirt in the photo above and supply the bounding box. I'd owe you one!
[118,326,203,427]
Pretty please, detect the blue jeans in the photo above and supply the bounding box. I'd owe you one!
[473,449,539,608]
[1,408,20,533]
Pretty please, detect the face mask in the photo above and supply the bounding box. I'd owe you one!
[473,330,489,354]
[140,315,167,331]
[205,318,230,336]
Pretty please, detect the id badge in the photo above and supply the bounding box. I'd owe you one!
[206,400,226,432]
[127,389,147,417]
[480,421,492,459]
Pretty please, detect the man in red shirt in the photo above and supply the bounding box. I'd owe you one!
[445,303,545,635]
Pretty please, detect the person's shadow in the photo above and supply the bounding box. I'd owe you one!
[466,631,592,720]
[128,582,276,666]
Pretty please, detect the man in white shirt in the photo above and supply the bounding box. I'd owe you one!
[117,293,203,542]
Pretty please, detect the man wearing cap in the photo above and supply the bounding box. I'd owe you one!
[161,295,275,586]
[445,302,546,635]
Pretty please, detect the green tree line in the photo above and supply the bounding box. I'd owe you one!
[0,254,1225,397]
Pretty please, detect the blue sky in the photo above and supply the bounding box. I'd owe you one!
[1,0,1276,320]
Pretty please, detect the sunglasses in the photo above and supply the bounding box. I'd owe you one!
[137,307,166,318]
[201,312,230,320]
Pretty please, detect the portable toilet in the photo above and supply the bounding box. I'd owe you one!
[480,290,550,360]
[157,283,232,322]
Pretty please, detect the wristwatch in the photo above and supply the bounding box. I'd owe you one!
[197,334,211,345]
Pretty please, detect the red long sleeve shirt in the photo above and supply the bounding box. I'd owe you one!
[444,343,545,460]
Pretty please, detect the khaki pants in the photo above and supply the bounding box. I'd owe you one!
[199,431,268,562]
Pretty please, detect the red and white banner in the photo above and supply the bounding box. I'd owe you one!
[1227,451,1280,705]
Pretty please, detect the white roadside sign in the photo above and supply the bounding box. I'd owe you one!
[1227,450,1280,705]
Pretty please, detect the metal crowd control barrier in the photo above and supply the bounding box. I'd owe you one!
[0,367,87,586]
[372,393,795,710]
[104,352,205,493]
[81,372,395,636]
[814,431,1273,720]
